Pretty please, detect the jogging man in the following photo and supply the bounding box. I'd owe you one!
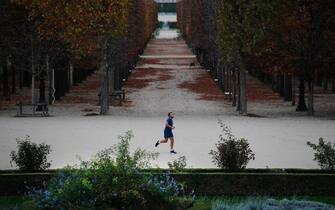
[155,112,177,154]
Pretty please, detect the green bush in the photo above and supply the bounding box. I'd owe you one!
[31,131,184,210]
[307,138,335,170]
[10,136,51,172]
[209,121,255,171]
[168,156,187,171]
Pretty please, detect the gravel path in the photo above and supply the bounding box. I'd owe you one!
[1,114,334,170]
[110,39,233,116]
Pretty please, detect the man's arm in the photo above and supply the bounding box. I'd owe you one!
[166,119,175,129]
[165,123,174,129]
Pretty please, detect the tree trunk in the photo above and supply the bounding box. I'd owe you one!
[73,68,78,86]
[332,75,335,93]
[23,71,30,87]
[31,74,35,113]
[19,66,23,90]
[31,45,35,115]
[307,80,314,116]
[239,66,247,115]
[278,75,284,97]
[315,72,322,86]
[226,67,230,94]
[114,65,120,90]
[37,55,48,111]
[236,69,241,111]
[49,68,55,105]
[292,75,296,106]
[109,65,115,93]
[10,58,16,94]
[296,75,307,111]
[3,56,10,100]
[64,67,70,93]
[271,75,277,92]
[283,74,292,101]
[322,76,328,91]
[37,77,46,110]
[54,70,60,100]
[69,62,74,87]
[238,73,242,112]
[100,70,109,115]
[232,69,237,107]
[221,66,225,91]
[100,40,109,115]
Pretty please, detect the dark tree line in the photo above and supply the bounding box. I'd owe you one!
[0,0,158,115]
[177,0,335,115]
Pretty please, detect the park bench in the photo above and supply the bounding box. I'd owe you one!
[16,102,49,117]
[98,89,126,105]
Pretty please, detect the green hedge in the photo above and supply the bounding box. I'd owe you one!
[173,173,335,196]
[0,173,53,196]
[1,168,335,174]
[142,168,335,174]
[1,170,334,196]
[167,22,178,29]
[158,21,177,29]
[158,3,176,13]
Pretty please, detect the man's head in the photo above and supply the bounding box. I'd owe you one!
[168,112,174,119]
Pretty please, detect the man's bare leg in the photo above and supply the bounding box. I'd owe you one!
[156,138,167,147]
[160,138,168,144]
[156,138,176,154]
[170,137,174,150]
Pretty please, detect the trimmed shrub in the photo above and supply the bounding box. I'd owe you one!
[10,136,51,172]
[30,131,185,210]
[209,121,255,171]
[307,138,335,170]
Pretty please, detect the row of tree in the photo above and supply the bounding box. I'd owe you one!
[177,0,335,115]
[0,0,158,114]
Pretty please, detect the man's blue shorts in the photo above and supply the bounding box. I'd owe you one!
[164,128,174,139]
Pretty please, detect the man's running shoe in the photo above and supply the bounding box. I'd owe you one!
[170,150,177,154]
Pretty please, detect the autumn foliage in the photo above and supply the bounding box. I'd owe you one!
[11,0,156,58]
[1,0,157,113]
[177,0,335,115]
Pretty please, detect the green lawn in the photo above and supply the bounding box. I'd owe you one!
[0,196,24,208]
[1,196,335,210]
[0,196,36,210]
[189,199,211,210]
[188,196,249,210]
[188,196,335,210]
